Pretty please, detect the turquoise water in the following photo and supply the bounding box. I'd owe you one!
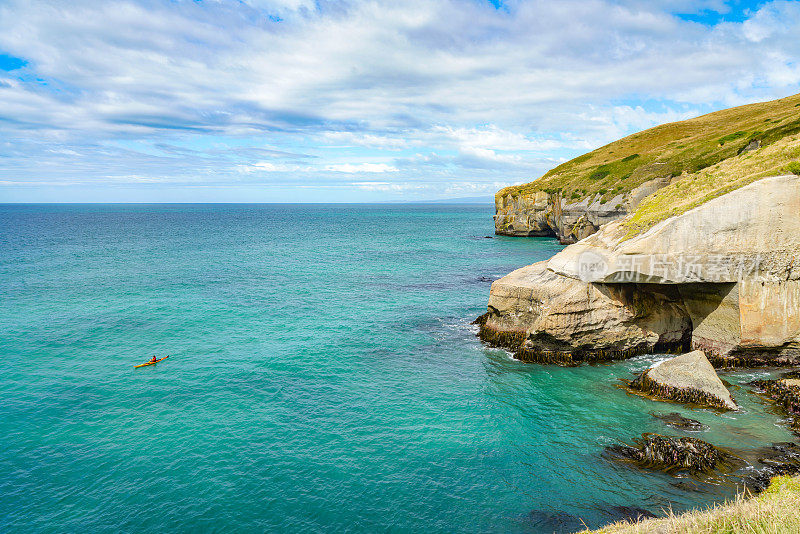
[1,204,796,533]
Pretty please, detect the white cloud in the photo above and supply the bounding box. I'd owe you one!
[237,161,305,173]
[351,181,423,192]
[320,132,409,149]
[325,163,399,173]
[0,0,799,200]
[433,125,564,152]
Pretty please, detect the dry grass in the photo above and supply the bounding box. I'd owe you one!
[623,134,800,237]
[586,475,800,534]
[498,92,800,207]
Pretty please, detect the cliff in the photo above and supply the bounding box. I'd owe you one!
[495,92,800,242]
[480,174,800,365]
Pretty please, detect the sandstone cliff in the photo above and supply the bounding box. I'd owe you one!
[494,176,670,243]
[480,175,800,366]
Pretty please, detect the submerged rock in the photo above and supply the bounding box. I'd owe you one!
[742,442,800,492]
[651,411,709,432]
[630,351,738,410]
[525,510,584,533]
[606,433,727,473]
[602,505,657,523]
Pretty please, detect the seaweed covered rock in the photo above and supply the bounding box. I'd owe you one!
[606,434,726,473]
[749,376,800,428]
[630,351,738,410]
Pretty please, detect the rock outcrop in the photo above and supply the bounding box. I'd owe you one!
[477,261,690,364]
[494,176,670,243]
[480,175,800,366]
[606,434,728,473]
[630,351,738,410]
[749,374,800,430]
[744,443,800,491]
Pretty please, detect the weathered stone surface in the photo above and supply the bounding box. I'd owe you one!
[493,177,670,243]
[482,175,800,365]
[631,351,738,410]
[548,175,800,284]
[678,279,800,364]
[478,261,690,364]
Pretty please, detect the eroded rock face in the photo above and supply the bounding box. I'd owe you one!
[630,351,738,410]
[548,175,800,284]
[477,261,690,364]
[606,434,726,473]
[482,175,800,365]
[494,177,673,243]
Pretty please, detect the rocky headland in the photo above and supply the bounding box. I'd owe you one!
[480,92,800,367]
[477,94,800,530]
[494,92,800,244]
[481,173,800,366]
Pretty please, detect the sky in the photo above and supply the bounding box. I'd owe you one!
[1,0,799,202]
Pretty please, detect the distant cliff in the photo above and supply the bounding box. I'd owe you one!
[494,92,800,243]
[494,176,669,243]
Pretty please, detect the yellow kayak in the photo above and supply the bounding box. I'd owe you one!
[134,355,169,368]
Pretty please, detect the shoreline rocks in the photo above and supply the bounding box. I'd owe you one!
[476,261,690,365]
[630,351,738,410]
[742,442,800,492]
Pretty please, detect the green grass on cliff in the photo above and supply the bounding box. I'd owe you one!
[586,475,800,533]
[622,133,800,236]
[498,92,800,210]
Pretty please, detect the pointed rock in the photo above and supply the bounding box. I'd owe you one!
[631,350,738,410]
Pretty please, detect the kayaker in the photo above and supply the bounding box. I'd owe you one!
[150,355,158,363]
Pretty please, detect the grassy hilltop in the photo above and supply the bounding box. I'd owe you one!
[499,93,800,236]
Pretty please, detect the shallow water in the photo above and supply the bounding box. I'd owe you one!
[0,204,795,533]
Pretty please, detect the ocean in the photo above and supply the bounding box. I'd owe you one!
[0,203,794,533]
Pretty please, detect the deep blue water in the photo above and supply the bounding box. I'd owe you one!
[0,204,795,533]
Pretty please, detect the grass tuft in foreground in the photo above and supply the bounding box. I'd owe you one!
[586,475,800,534]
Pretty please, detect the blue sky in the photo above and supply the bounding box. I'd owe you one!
[1,0,799,202]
